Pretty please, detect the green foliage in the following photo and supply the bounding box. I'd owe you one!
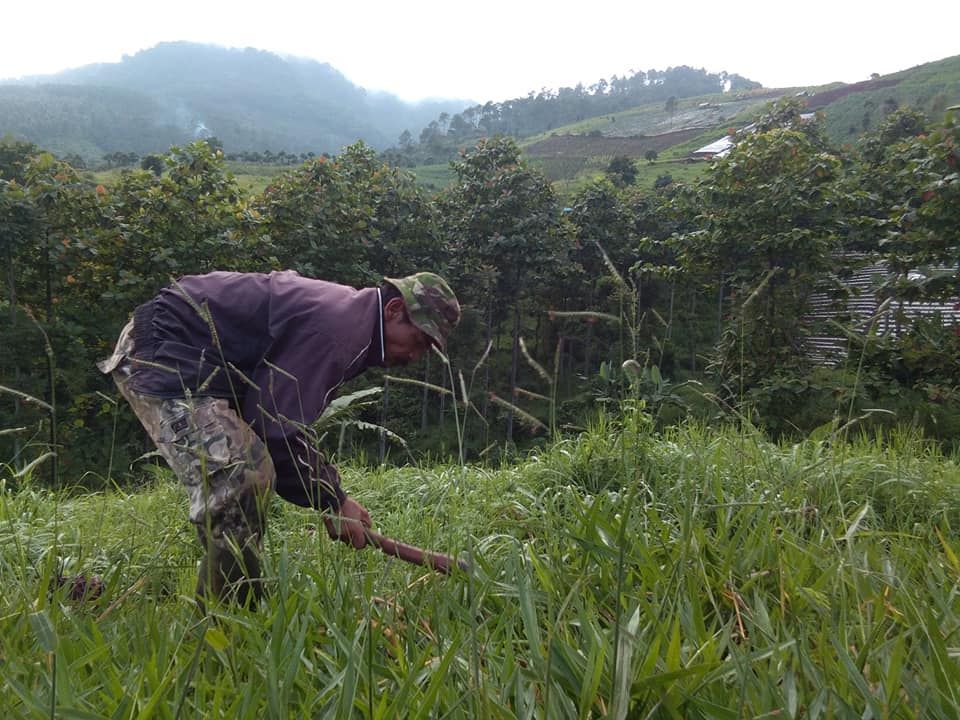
[673,115,845,403]
[568,178,638,279]
[752,98,820,140]
[442,136,567,301]
[653,172,674,189]
[254,142,440,285]
[139,154,164,177]
[856,316,960,388]
[880,112,960,299]
[4,99,960,480]
[312,386,409,457]
[0,140,262,480]
[858,107,930,165]
[4,421,960,716]
[604,155,637,187]
[0,136,40,182]
[820,54,960,143]
[82,142,260,303]
[6,104,960,713]
[440,136,569,442]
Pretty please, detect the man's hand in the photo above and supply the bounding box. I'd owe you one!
[324,497,372,549]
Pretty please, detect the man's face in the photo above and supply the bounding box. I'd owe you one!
[383,298,434,367]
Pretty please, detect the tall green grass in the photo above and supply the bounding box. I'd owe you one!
[3,416,960,718]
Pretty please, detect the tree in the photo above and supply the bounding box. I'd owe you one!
[564,179,638,372]
[441,137,568,445]
[0,172,40,470]
[653,173,673,189]
[644,149,658,164]
[140,154,164,177]
[63,153,87,170]
[81,141,255,308]
[858,107,928,166]
[10,153,103,482]
[838,108,932,255]
[877,112,960,301]
[0,138,39,182]
[672,123,844,413]
[101,151,139,169]
[448,114,473,140]
[665,96,678,126]
[605,155,637,187]
[204,136,224,153]
[254,141,438,286]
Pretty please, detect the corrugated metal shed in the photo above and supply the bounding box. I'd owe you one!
[691,135,734,158]
[804,254,960,363]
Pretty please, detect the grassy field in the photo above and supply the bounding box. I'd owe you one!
[88,162,295,197]
[820,55,960,144]
[89,161,445,196]
[3,415,960,718]
[520,93,773,144]
[515,91,777,194]
[406,163,456,191]
[224,162,296,195]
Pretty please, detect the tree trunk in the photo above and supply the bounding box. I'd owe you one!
[667,281,676,340]
[481,297,493,448]
[662,280,676,365]
[583,281,595,376]
[42,230,57,487]
[562,337,570,397]
[28,312,59,489]
[633,272,642,361]
[534,309,542,358]
[584,322,594,377]
[506,299,521,445]
[689,289,697,373]
[717,273,725,340]
[44,231,52,322]
[7,253,21,469]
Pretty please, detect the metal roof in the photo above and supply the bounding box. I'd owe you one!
[691,135,734,157]
[803,254,960,363]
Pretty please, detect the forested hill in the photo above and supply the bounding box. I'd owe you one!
[386,66,762,166]
[0,42,470,160]
[443,66,761,138]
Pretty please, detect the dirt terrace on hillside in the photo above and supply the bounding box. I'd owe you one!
[525,127,707,158]
[523,77,902,160]
[806,77,901,109]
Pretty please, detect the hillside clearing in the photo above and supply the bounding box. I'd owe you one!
[524,128,707,158]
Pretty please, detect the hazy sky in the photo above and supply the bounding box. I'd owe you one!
[4,1,958,103]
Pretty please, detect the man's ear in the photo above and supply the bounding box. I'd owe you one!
[384,296,406,322]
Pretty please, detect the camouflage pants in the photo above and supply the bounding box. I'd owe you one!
[101,320,276,607]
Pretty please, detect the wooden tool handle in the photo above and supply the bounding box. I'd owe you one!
[366,531,468,574]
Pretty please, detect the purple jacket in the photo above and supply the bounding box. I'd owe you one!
[128,270,384,509]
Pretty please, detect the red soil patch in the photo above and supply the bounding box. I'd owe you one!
[806,77,901,109]
[525,127,707,158]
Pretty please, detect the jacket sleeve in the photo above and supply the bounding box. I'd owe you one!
[241,335,348,511]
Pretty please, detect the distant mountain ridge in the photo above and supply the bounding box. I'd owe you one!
[0,42,472,160]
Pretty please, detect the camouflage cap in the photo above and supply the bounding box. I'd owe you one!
[384,272,460,348]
